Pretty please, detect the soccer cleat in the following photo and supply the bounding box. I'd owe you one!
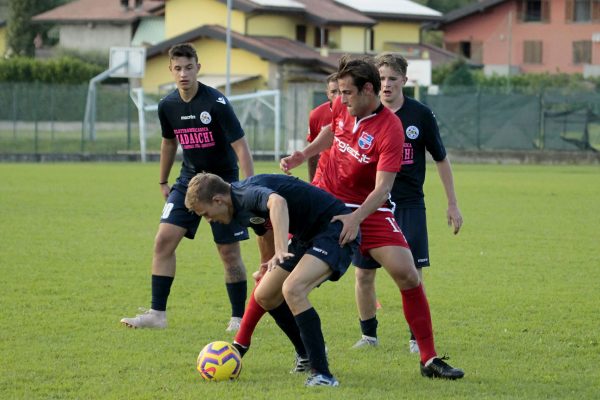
[290,353,311,373]
[226,316,242,332]
[351,335,378,349]
[120,308,167,329]
[409,339,420,353]
[232,341,249,358]
[420,357,465,380]
[305,373,340,387]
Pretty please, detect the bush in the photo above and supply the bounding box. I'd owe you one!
[0,56,104,84]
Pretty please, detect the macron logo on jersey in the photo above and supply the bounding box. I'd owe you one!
[181,115,196,120]
[216,97,226,105]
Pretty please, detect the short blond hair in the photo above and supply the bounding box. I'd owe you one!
[185,173,230,210]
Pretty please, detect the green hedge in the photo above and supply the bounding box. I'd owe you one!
[0,57,105,84]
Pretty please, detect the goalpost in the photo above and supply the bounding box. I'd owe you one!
[131,89,282,162]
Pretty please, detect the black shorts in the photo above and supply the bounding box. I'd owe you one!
[353,207,429,269]
[279,221,359,282]
[160,178,249,244]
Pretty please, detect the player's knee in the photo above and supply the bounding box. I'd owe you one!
[355,268,376,288]
[153,232,176,257]
[281,279,305,306]
[254,287,277,310]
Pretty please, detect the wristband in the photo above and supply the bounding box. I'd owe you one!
[159,181,168,185]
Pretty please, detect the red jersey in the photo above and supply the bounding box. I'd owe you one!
[307,101,334,185]
[317,96,404,206]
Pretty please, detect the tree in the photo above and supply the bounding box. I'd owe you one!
[7,0,71,57]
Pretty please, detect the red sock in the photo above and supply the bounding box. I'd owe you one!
[401,283,437,363]
[234,286,267,347]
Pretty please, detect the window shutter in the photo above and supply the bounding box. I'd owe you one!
[565,0,574,22]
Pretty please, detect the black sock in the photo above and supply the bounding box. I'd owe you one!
[360,317,378,338]
[151,275,174,311]
[268,302,307,358]
[295,307,331,377]
[226,281,247,318]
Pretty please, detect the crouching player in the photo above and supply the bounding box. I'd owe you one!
[185,173,359,387]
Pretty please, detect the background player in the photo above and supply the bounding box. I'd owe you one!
[121,43,254,331]
[185,173,359,387]
[306,73,339,184]
[352,53,463,352]
[281,55,464,380]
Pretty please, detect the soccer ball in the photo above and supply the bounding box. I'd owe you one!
[196,341,242,381]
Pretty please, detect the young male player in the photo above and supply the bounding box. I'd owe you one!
[352,53,464,352]
[281,55,464,380]
[120,43,254,331]
[306,73,339,184]
[185,173,359,387]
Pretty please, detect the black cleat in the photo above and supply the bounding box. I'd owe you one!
[232,341,249,358]
[420,357,465,380]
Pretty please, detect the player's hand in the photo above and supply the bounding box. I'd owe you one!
[159,183,170,200]
[331,213,360,246]
[447,204,463,234]
[267,251,294,271]
[280,151,305,175]
[252,263,268,283]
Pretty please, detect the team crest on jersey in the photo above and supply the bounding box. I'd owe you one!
[200,111,212,124]
[406,125,419,139]
[337,120,344,131]
[358,131,374,150]
[216,97,227,104]
[249,217,265,224]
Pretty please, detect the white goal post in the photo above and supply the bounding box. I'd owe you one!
[130,89,281,163]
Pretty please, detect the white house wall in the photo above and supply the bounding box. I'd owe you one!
[59,24,132,51]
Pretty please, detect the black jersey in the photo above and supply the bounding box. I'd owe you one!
[158,82,245,181]
[230,174,348,242]
[391,97,446,208]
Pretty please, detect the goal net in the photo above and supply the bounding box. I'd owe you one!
[131,89,281,162]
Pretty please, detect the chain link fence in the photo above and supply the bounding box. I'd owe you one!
[1,82,599,158]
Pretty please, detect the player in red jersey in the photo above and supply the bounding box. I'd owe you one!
[307,73,339,184]
[281,55,464,380]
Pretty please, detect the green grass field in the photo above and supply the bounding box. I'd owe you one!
[1,162,599,399]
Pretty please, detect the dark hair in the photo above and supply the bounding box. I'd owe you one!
[326,72,337,84]
[337,54,380,95]
[374,52,408,76]
[168,43,198,63]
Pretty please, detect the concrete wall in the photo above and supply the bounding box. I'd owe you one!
[59,24,132,52]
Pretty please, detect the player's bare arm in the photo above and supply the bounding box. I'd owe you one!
[159,138,178,199]
[435,158,463,234]
[254,229,275,281]
[266,193,293,270]
[332,170,396,245]
[230,137,255,178]
[280,125,333,174]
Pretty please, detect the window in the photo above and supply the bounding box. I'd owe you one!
[369,28,375,52]
[573,40,592,64]
[566,0,600,22]
[523,41,543,64]
[518,0,550,22]
[296,25,306,43]
[314,27,329,48]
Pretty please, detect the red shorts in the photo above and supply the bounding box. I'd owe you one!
[358,209,409,254]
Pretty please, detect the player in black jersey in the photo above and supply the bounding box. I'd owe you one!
[121,43,255,331]
[352,53,464,362]
[185,173,359,387]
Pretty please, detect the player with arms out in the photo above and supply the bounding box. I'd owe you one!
[281,55,464,380]
[185,173,359,387]
[306,73,339,184]
[352,53,463,353]
[121,43,254,331]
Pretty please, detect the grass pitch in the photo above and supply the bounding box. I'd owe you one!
[1,162,599,399]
